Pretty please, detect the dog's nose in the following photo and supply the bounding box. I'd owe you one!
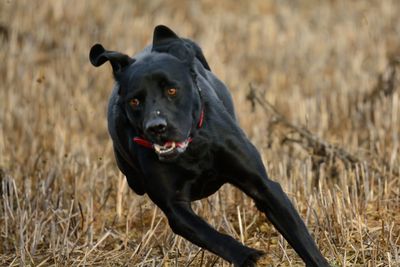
[145,118,167,135]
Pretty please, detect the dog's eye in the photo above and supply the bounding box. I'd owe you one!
[129,98,140,108]
[166,88,177,97]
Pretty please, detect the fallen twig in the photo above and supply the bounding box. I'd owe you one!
[248,84,360,164]
[247,84,398,180]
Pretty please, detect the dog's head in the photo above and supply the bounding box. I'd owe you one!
[90,25,203,161]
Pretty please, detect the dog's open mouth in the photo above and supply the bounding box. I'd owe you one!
[153,139,191,159]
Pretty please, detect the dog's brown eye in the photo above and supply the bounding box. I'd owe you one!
[130,98,140,107]
[166,88,177,97]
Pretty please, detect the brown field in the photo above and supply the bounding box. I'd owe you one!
[1,1,399,266]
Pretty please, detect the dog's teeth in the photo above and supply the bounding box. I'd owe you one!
[154,144,161,153]
[154,142,176,155]
[154,141,190,156]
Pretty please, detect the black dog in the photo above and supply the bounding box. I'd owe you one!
[89,25,330,266]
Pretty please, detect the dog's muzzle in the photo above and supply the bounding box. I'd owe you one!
[133,109,203,160]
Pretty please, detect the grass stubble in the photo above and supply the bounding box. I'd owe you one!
[0,1,399,266]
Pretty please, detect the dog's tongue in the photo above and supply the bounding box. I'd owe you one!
[164,140,190,149]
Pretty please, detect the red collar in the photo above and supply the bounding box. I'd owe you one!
[133,109,204,149]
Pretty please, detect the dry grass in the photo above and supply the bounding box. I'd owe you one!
[1,0,399,266]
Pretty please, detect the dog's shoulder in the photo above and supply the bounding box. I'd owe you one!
[107,86,136,163]
[107,86,146,195]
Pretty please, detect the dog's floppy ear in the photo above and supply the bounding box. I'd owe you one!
[152,25,195,64]
[89,43,134,75]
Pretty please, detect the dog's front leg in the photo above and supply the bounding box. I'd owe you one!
[141,167,263,266]
[160,200,263,266]
[218,135,331,267]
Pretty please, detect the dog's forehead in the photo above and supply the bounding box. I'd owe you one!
[123,53,189,84]
[119,52,191,94]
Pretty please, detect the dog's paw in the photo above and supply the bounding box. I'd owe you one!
[240,249,265,267]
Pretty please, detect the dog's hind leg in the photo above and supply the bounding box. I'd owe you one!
[219,139,331,267]
[241,178,330,266]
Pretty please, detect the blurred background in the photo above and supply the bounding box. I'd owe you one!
[0,0,399,266]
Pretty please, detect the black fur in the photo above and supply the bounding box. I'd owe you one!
[89,25,330,267]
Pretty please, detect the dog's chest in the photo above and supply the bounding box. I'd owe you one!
[176,145,214,174]
[186,169,223,200]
